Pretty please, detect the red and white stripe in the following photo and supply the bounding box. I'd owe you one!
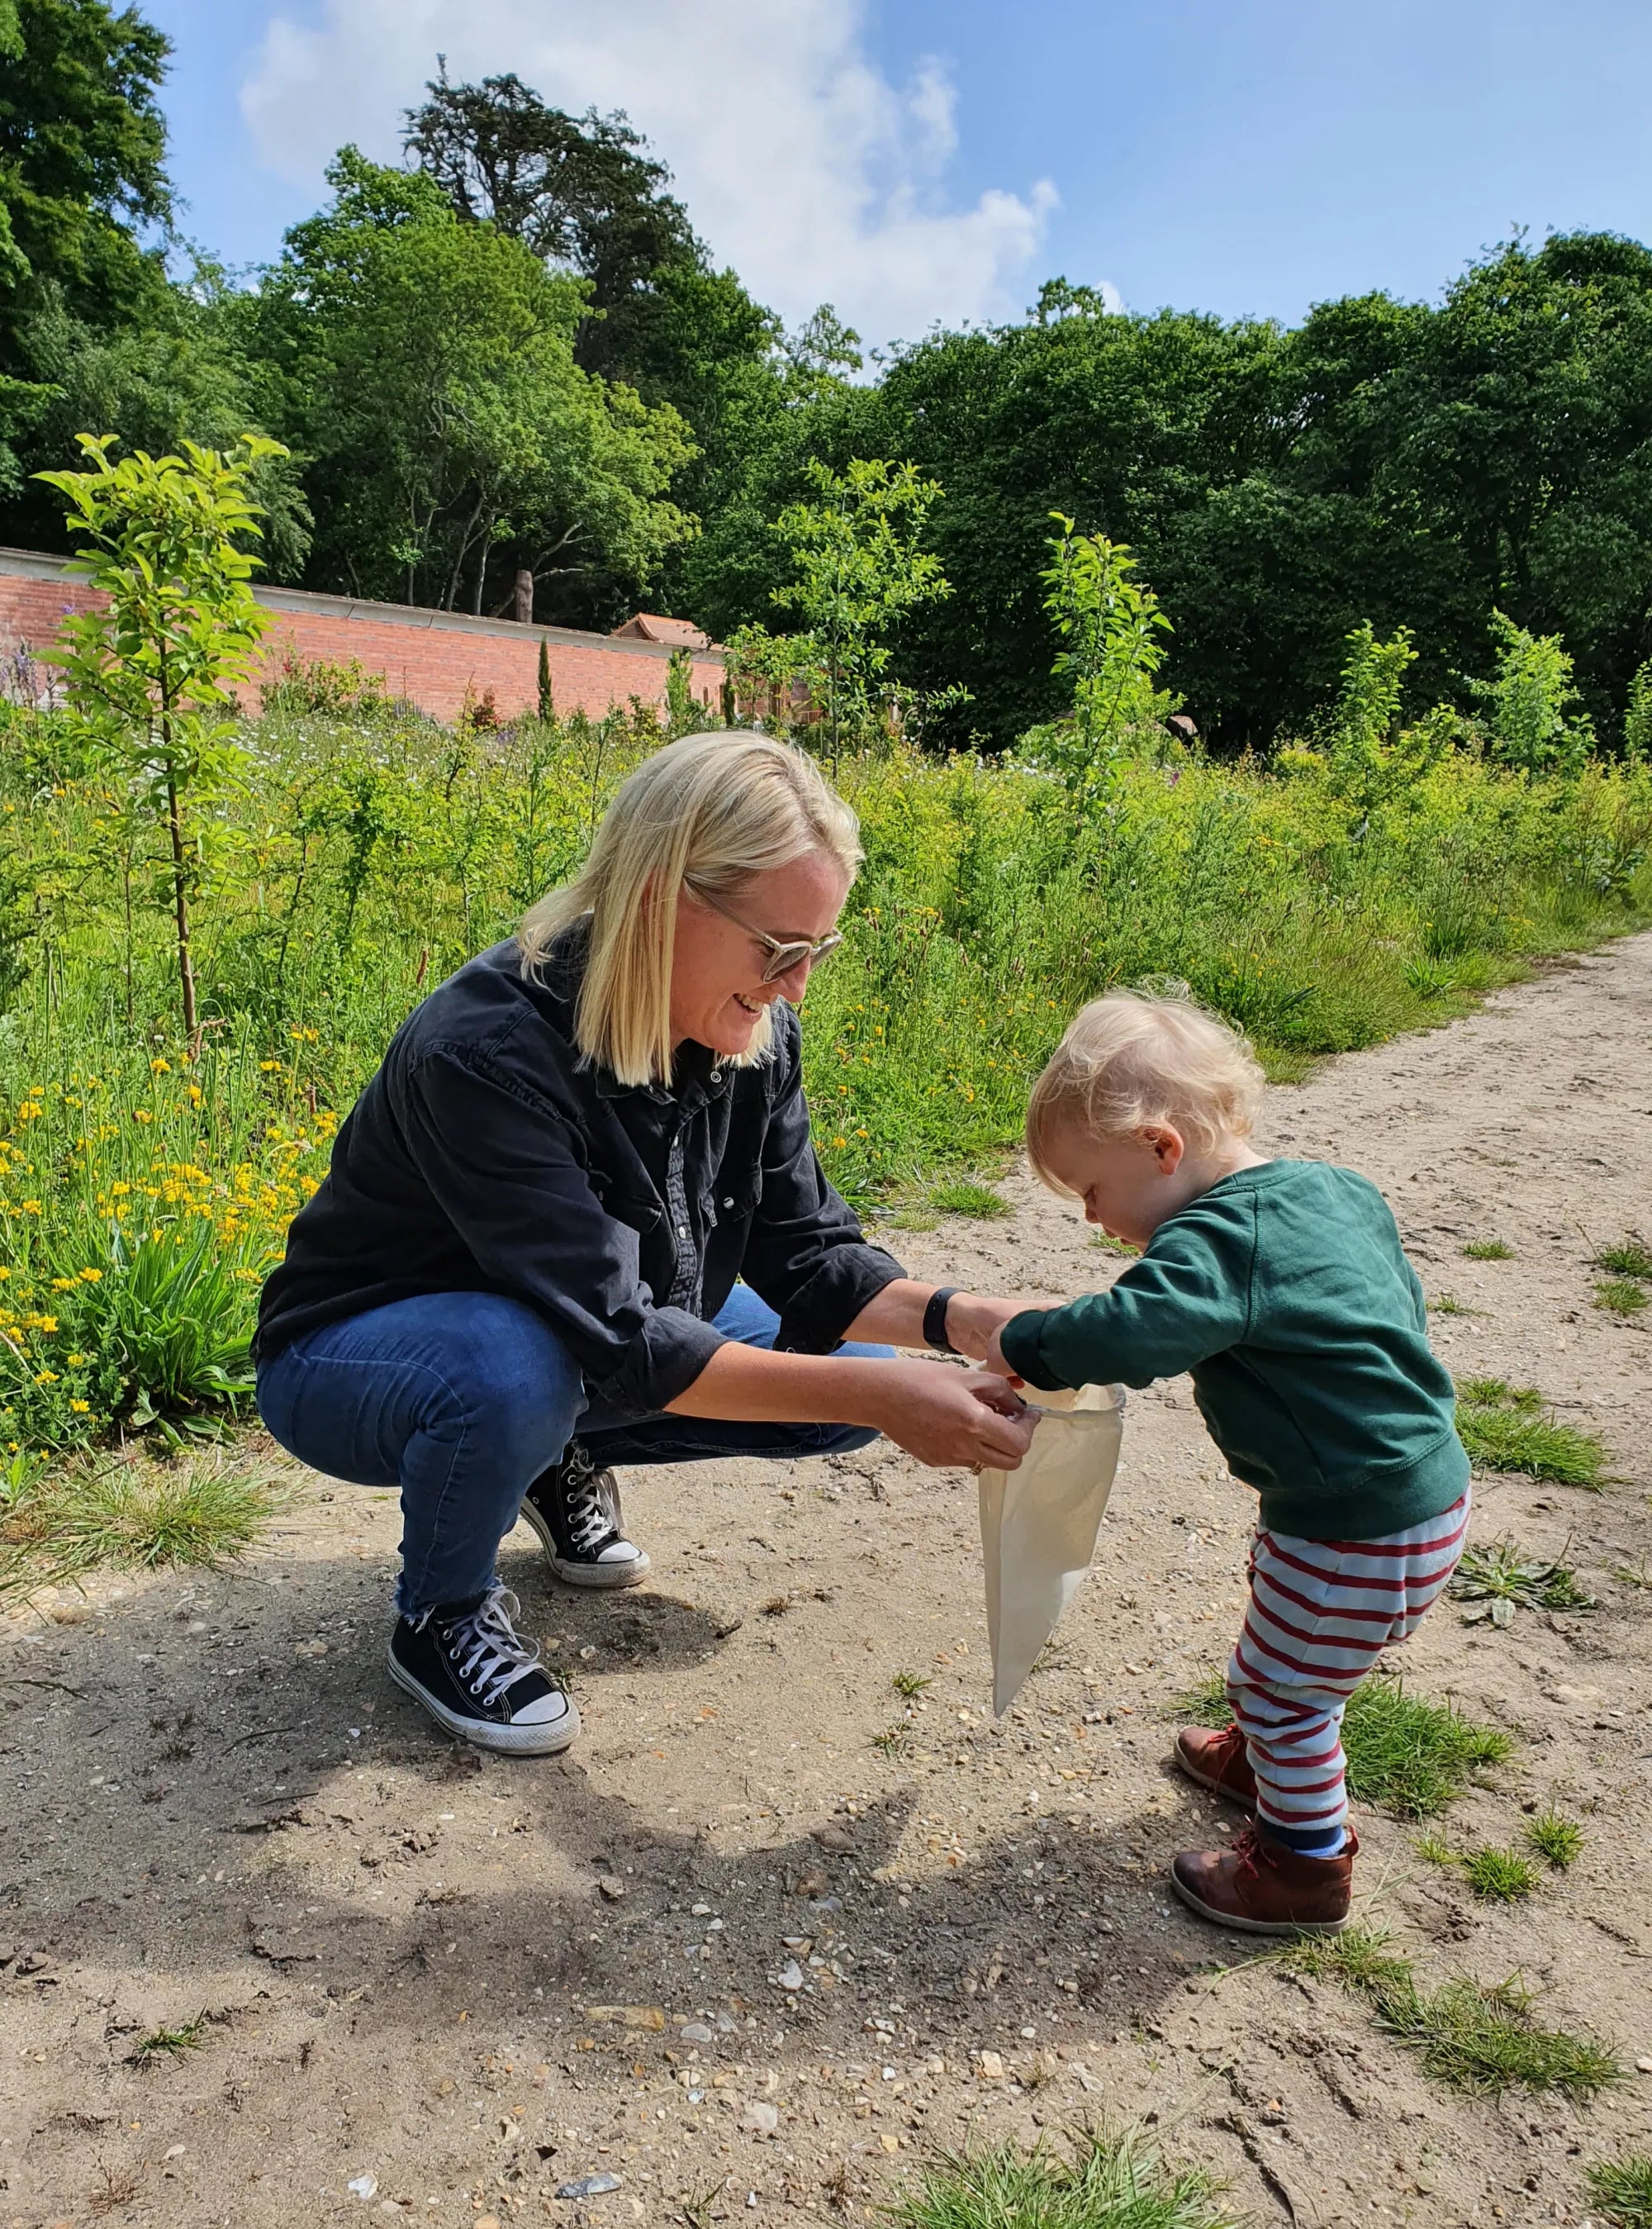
[1227,1492,1471,1839]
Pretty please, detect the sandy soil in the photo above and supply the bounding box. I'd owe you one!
[4,936,1652,2229]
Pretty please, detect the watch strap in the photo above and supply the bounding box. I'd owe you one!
[923,1286,961,1353]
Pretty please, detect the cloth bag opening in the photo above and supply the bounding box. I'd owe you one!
[977,1381,1126,1717]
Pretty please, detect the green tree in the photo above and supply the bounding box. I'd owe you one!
[0,0,174,497]
[1322,621,1455,818]
[1031,513,1172,803]
[1468,611,1593,777]
[737,456,954,762]
[36,430,282,1042]
[258,150,696,620]
[1624,655,1652,768]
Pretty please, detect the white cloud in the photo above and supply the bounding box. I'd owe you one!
[240,0,1060,352]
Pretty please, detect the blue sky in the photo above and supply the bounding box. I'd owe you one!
[145,0,1652,348]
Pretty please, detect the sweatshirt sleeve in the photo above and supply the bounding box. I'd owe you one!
[998,1197,1256,1392]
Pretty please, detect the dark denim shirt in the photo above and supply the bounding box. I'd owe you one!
[254,930,904,1414]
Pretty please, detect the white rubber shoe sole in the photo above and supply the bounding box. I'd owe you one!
[386,1642,582,1756]
[517,1495,653,1590]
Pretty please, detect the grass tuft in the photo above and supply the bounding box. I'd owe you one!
[1180,1669,1510,1819]
[928,1179,1013,1221]
[128,2013,209,2067]
[1286,1926,1620,2098]
[870,1723,912,1757]
[1588,2154,1652,2229]
[1450,1535,1594,1625]
[1454,1378,1607,1488]
[884,2123,1240,2229]
[1431,1293,1480,1316]
[1593,1235,1652,1281]
[891,1669,933,1699]
[1460,1845,1538,1901]
[1594,1277,1649,1315]
[0,1449,283,1600]
[1463,1238,1514,1260]
[1524,1806,1584,1870]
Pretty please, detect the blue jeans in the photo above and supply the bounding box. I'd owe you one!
[256,1285,889,1616]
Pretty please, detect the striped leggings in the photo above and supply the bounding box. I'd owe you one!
[1227,1491,1471,1842]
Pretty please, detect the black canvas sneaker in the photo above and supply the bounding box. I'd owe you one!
[520,1442,652,1589]
[387,1584,580,1756]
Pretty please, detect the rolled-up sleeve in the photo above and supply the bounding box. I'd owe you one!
[399,1048,725,1414]
[738,1015,904,1351]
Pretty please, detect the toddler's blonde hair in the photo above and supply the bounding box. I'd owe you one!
[1027,988,1265,1185]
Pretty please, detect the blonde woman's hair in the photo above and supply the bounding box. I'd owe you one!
[1026,988,1265,1185]
[519,729,862,1086]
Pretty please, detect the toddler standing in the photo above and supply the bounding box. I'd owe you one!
[986,991,1470,1932]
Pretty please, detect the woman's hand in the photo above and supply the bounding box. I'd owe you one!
[866,1360,1036,1471]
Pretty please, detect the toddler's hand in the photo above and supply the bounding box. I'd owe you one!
[981,1326,1023,1384]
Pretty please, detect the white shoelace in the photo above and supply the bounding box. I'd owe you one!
[566,1461,618,1554]
[439,1586,543,1707]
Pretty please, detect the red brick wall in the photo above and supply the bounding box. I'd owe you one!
[0,551,725,725]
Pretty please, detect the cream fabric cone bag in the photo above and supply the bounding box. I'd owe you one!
[977,1383,1126,1716]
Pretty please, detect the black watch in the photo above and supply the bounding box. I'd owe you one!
[923,1286,962,1353]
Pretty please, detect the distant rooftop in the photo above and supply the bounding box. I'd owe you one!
[611,612,717,651]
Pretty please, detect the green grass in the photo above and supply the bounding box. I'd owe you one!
[1595,1277,1649,1315]
[1287,1927,1620,2099]
[1450,1535,1594,1625]
[128,2013,209,2067]
[1588,2154,1652,2229]
[1455,1378,1608,1488]
[1087,1231,1142,1256]
[1181,1669,1510,1819]
[1524,1807,1584,1870]
[884,2126,1239,2229]
[0,1449,282,1600]
[1460,1846,1539,1901]
[1431,1292,1480,1316]
[870,1722,913,1756]
[1463,1238,1515,1260]
[928,1179,1013,1220]
[892,1669,933,1699]
[1593,1235,1652,1281]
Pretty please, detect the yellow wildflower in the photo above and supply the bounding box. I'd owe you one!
[33,1370,57,1385]
[66,1353,85,1366]
[78,1267,102,1282]
[150,1057,171,1073]
[70,1399,91,1413]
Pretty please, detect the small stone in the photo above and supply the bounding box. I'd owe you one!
[347,2174,378,2200]
[295,1639,328,1659]
[585,2004,665,2031]
[742,2101,779,2136]
[475,2220,501,2229]
[691,1902,714,1917]
[1636,2056,1652,2075]
[556,2173,621,2199]
[597,1875,626,1901]
[679,2022,714,2044]
[1547,1683,1602,1706]
[977,2050,1005,2080]
[814,1823,855,1854]
[881,2132,901,2154]
[776,1960,805,1991]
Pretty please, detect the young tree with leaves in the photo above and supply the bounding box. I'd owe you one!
[1031,514,1172,806]
[36,430,282,1043]
[733,457,954,763]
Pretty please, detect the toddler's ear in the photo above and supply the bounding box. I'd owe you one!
[1144,1123,1185,1175]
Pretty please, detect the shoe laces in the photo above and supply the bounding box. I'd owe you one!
[563,1449,619,1554]
[1229,1825,1275,1884]
[434,1585,543,1707]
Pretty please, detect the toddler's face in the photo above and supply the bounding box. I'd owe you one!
[1037,1122,1184,1248]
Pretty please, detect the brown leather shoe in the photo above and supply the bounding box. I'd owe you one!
[1173,1723,1257,1806]
[1170,1823,1356,1934]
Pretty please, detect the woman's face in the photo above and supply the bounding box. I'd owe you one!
[668,848,851,1057]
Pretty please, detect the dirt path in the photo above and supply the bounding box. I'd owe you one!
[5,939,1652,2229]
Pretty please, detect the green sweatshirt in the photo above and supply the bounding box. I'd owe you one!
[999,1159,1469,1540]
